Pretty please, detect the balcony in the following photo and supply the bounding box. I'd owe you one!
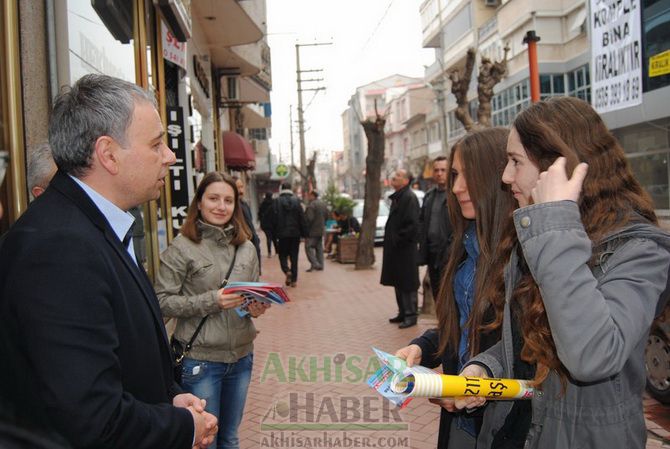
[421,0,443,47]
[191,0,263,70]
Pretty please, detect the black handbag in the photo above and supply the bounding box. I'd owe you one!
[171,246,238,383]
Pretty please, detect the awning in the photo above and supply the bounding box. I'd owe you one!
[222,131,256,170]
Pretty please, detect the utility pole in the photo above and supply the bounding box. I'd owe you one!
[289,105,295,169]
[524,12,541,103]
[295,41,331,192]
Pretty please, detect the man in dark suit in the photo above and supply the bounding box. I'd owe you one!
[0,74,216,448]
[381,169,420,329]
[417,156,452,303]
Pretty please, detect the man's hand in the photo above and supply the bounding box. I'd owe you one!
[173,393,206,412]
[189,407,218,448]
[531,157,588,204]
[394,344,422,367]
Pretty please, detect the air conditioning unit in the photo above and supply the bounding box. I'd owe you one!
[221,76,240,101]
[484,0,500,7]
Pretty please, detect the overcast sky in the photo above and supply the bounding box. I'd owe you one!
[266,0,434,165]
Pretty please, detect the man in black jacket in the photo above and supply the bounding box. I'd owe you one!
[0,74,216,448]
[418,156,452,302]
[380,169,420,328]
[272,182,306,287]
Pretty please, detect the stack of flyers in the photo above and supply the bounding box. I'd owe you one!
[367,348,413,408]
[223,282,290,317]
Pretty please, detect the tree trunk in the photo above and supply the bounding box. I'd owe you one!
[449,48,477,131]
[476,46,509,128]
[355,115,386,270]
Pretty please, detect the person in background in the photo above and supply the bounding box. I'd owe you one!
[381,169,420,329]
[304,190,329,272]
[0,73,216,448]
[26,142,57,200]
[418,155,452,306]
[258,192,277,257]
[457,97,670,449]
[156,171,268,449]
[327,209,360,259]
[233,176,261,273]
[272,182,306,287]
[395,128,514,449]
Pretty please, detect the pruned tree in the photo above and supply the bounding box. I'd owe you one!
[355,103,386,270]
[449,48,478,131]
[449,46,509,130]
[477,45,510,127]
[290,152,318,194]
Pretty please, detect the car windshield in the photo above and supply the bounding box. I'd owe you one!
[353,200,390,219]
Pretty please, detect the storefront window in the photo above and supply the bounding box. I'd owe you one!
[62,0,136,83]
[643,0,670,91]
[628,151,670,211]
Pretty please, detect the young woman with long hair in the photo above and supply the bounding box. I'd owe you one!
[395,127,515,449]
[155,171,269,449]
[457,97,670,449]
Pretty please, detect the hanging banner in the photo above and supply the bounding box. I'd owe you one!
[590,0,643,113]
[162,21,187,70]
[167,107,189,235]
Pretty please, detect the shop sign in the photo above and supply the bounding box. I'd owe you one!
[275,164,289,178]
[193,55,210,98]
[649,50,670,78]
[590,0,643,113]
[162,21,187,70]
[167,107,189,235]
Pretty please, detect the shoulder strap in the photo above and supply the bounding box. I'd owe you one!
[184,245,239,353]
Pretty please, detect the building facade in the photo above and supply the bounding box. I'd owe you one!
[419,0,670,214]
[0,0,272,277]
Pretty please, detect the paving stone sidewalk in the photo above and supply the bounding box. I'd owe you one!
[239,240,670,449]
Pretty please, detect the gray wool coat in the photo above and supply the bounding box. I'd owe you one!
[469,201,670,449]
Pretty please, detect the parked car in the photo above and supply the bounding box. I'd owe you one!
[353,199,389,244]
[646,305,670,404]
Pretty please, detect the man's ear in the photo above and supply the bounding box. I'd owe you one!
[94,136,120,175]
[31,186,46,198]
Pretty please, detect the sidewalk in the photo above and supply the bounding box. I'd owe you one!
[240,241,670,449]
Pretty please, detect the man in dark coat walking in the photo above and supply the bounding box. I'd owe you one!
[381,169,420,328]
[304,190,329,271]
[418,156,452,301]
[272,182,306,287]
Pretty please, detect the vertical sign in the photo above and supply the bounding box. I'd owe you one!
[167,107,189,236]
[161,21,187,70]
[591,0,643,113]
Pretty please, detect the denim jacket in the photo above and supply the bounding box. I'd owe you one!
[469,201,670,449]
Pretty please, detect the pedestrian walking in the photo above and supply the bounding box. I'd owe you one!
[258,192,277,257]
[234,176,261,273]
[395,128,514,449]
[456,97,670,449]
[0,74,216,448]
[418,155,452,304]
[381,169,420,329]
[272,182,306,287]
[304,190,329,271]
[156,171,269,449]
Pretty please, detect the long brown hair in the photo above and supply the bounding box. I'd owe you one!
[507,96,657,386]
[436,127,515,358]
[180,171,251,245]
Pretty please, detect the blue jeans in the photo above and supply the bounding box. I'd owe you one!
[181,353,254,449]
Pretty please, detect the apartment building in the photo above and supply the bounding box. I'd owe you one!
[419,0,670,213]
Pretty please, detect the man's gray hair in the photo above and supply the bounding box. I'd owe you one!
[27,142,55,191]
[48,74,156,177]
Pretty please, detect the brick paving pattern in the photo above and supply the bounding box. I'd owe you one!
[240,240,670,449]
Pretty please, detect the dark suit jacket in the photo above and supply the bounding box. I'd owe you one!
[0,172,193,449]
[417,187,452,267]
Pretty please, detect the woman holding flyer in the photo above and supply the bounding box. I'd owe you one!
[395,127,515,449]
[156,171,268,449]
[457,97,670,449]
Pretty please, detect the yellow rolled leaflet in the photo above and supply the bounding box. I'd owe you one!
[391,373,535,400]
